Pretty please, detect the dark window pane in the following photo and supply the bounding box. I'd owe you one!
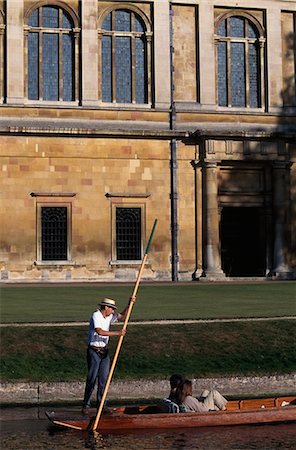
[42,33,59,101]
[28,33,39,100]
[134,15,145,33]
[28,9,39,27]
[135,36,146,103]
[62,11,73,29]
[116,208,141,260]
[218,41,227,106]
[116,37,131,103]
[41,207,67,261]
[231,42,246,106]
[63,34,74,101]
[42,6,59,28]
[102,13,112,31]
[115,10,131,32]
[42,33,59,100]
[248,22,258,39]
[217,19,226,37]
[249,42,259,107]
[230,16,245,38]
[102,35,112,102]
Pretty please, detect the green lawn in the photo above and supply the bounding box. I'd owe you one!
[1,283,295,384]
[1,320,296,382]
[1,282,296,323]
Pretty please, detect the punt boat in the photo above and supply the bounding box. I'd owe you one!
[46,396,296,432]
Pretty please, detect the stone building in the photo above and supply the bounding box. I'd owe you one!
[0,0,295,282]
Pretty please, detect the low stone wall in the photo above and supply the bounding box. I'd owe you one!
[1,374,295,405]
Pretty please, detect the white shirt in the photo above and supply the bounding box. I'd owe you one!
[88,309,118,348]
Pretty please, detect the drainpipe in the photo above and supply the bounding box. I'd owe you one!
[169,2,179,281]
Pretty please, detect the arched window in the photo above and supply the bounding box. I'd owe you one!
[99,8,151,104]
[0,10,5,103]
[25,3,79,102]
[215,13,265,108]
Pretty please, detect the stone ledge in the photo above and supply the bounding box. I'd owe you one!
[1,374,295,405]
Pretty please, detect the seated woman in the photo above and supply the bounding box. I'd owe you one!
[175,379,227,412]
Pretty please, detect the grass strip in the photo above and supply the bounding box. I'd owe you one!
[1,320,295,382]
[1,282,296,323]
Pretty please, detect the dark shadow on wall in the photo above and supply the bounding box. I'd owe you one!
[281,29,296,276]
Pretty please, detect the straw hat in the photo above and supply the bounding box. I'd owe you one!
[98,298,117,309]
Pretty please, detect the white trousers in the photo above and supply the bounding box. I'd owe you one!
[201,389,227,411]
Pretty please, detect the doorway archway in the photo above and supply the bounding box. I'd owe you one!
[220,207,266,277]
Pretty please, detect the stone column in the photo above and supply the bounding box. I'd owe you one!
[191,159,203,279]
[153,0,171,108]
[6,0,24,104]
[272,162,291,277]
[199,2,216,109]
[266,5,282,112]
[81,0,99,106]
[202,161,225,279]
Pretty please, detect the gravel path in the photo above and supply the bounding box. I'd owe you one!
[1,316,295,327]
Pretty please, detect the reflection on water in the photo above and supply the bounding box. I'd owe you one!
[1,421,296,450]
[1,409,296,450]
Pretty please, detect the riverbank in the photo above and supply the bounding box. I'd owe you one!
[1,373,295,406]
[2,320,296,382]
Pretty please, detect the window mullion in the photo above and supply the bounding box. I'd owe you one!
[24,28,29,99]
[131,13,136,103]
[74,29,79,102]
[39,30,43,100]
[59,9,63,101]
[38,8,43,100]
[259,38,265,109]
[245,21,250,108]
[59,31,63,101]
[146,31,152,105]
[112,35,116,102]
[227,20,231,107]
[131,36,136,103]
[111,12,116,103]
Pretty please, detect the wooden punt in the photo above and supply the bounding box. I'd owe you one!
[46,396,296,432]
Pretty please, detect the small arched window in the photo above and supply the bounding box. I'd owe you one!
[215,14,265,108]
[26,4,79,102]
[99,8,150,104]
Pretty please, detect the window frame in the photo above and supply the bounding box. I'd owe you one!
[24,1,80,105]
[36,202,72,265]
[214,10,266,111]
[98,5,152,106]
[111,203,146,264]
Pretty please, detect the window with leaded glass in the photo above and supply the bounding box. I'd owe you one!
[26,5,78,102]
[216,14,264,108]
[100,8,148,104]
[41,206,68,261]
[116,207,142,260]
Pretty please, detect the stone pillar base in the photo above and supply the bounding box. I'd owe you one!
[199,270,226,281]
[272,267,295,280]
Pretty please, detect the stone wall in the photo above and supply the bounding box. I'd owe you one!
[1,374,295,405]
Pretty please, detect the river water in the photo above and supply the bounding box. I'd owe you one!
[1,407,296,450]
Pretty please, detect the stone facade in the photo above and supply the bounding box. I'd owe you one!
[0,0,295,282]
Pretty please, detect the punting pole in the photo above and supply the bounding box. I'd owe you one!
[92,219,158,431]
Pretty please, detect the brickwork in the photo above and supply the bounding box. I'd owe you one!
[0,1,295,281]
